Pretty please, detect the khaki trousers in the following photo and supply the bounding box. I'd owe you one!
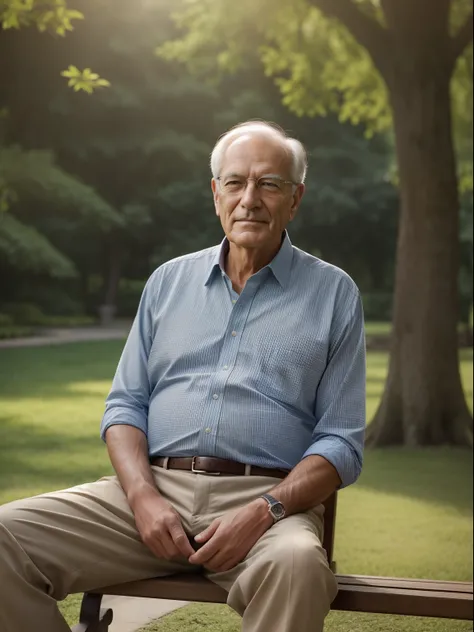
[0,467,338,632]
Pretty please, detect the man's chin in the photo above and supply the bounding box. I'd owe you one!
[228,230,267,248]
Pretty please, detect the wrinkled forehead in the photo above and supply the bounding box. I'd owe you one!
[221,132,292,177]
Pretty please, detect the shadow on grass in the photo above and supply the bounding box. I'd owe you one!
[0,416,112,500]
[356,447,473,517]
[0,341,123,399]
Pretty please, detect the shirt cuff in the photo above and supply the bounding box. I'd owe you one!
[302,436,363,489]
[100,408,148,442]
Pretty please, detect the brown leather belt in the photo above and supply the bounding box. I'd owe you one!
[151,456,289,479]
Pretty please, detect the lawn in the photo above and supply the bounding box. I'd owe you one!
[0,341,472,632]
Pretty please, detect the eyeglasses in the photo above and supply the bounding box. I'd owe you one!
[216,175,299,196]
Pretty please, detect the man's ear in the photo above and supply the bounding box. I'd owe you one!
[290,183,305,220]
[211,178,220,217]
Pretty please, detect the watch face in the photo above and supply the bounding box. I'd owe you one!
[271,503,285,519]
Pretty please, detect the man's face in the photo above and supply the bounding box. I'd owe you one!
[212,133,305,251]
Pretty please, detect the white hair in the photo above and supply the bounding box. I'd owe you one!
[210,121,308,184]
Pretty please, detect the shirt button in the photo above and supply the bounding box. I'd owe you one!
[232,300,237,304]
[205,427,212,434]
[231,331,237,337]
[212,393,219,400]
[223,365,229,371]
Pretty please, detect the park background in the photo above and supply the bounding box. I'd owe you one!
[0,1,473,631]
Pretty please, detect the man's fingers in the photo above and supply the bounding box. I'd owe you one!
[202,549,239,573]
[189,535,221,565]
[159,531,181,559]
[170,525,195,558]
[195,519,220,544]
[144,537,167,560]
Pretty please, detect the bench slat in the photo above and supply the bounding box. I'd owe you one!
[92,573,474,620]
[336,575,473,594]
[334,583,473,620]
[94,574,227,604]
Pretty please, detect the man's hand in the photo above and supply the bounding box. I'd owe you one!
[131,488,195,560]
[189,499,274,573]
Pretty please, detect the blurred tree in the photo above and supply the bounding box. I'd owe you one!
[1,0,399,325]
[161,0,474,447]
[0,0,219,313]
[0,0,109,93]
[0,145,122,277]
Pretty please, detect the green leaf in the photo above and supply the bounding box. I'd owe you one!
[0,146,124,231]
[0,213,77,278]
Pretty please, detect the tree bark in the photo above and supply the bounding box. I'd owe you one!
[367,41,473,447]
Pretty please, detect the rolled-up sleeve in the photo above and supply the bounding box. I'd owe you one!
[302,288,366,488]
[100,274,156,441]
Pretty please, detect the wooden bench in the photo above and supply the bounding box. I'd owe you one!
[72,493,473,631]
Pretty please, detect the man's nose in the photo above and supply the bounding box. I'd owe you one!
[240,180,262,208]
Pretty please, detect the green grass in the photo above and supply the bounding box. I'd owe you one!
[0,341,472,632]
[365,321,393,336]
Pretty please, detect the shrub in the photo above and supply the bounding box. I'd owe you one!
[2,303,45,325]
[39,315,96,327]
[87,277,145,317]
[0,326,34,339]
[116,279,145,317]
[362,293,393,321]
[14,284,84,316]
[0,313,14,327]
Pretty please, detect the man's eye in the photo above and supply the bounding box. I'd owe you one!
[225,180,243,187]
[260,180,280,189]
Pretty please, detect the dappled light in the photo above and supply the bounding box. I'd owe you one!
[1,1,472,630]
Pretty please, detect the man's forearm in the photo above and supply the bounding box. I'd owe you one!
[268,455,341,516]
[105,424,162,509]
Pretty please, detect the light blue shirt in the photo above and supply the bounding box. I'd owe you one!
[101,232,366,488]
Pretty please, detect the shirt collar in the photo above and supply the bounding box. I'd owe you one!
[204,231,293,289]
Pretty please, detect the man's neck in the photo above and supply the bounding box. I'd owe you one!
[225,237,282,294]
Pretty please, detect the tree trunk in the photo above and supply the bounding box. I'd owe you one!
[367,50,473,447]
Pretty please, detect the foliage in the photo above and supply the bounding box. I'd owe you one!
[0,144,123,281]
[0,212,76,276]
[60,65,110,94]
[0,146,122,229]
[0,313,13,326]
[453,47,473,192]
[0,0,469,324]
[0,303,93,327]
[160,0,473,167]
[0,0,109,93]
[0,0,83,34]
[2,301,45,324]
[0,325,34,339]
[39,314,95,326]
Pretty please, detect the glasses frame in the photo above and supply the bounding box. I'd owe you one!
[216,175,300,194]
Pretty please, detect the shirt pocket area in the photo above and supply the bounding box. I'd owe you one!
[259,335,328,407]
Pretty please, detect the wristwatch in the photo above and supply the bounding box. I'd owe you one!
[261,493,286,523]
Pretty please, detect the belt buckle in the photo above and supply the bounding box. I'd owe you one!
[191,457,221,476]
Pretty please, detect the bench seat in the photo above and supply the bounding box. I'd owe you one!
[72,572,472,631]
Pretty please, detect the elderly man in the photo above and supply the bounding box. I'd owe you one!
[0,121,366,632]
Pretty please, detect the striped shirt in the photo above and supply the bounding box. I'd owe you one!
[101,232,366,488]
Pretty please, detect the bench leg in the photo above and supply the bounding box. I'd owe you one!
[71,592,113,632]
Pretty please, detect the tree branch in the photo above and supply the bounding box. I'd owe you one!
[308,0,389,68]
[451,13,473,62]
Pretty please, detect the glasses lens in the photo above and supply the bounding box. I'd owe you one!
[257,177,284,193]
[223,177,246,193]
[220,176,287,195]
